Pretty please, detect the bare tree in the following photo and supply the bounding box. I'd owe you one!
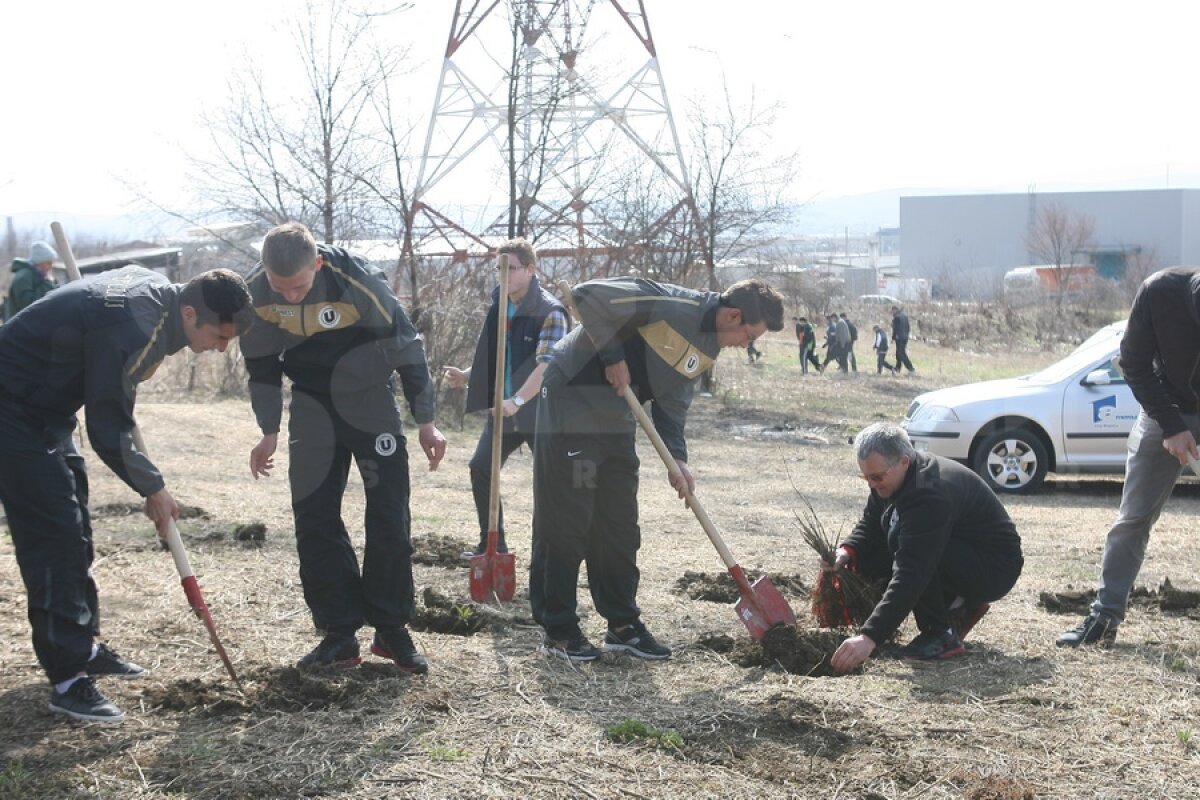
[194,0,401,243]
[1024,202,1096,308]
[688,80,799,288]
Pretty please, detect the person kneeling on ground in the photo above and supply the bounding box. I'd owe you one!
[829,423,1023,673]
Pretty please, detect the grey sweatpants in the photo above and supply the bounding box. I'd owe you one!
[1093,410,1200,622]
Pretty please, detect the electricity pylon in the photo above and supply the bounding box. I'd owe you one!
[408,0,702,280]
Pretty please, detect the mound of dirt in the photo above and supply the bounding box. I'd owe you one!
[962,774,1036,800]
[1158,577,1200,612]
[143,663,421,716]
[92,502,209,519]
[1038,584,1156,614]
[695,625,843,676]
[234,522,267,544]
[674,570,809,603]
[410,587,536,636]
[412,533,475,567]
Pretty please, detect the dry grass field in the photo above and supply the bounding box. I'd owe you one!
[1,329,1198,799]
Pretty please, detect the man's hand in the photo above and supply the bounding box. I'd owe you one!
[444,366,469,389]
[419,423,447,470]
[830,633,876,673]
[823,546,852,572]
[1162,429,1200,466]
[144,488,179,540]
[670,458,695,500]
[250,433,278,479]
[501,398,520,417]
[605,360,631,394]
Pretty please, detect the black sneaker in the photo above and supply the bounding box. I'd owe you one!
[297,634,362,669]
[48,677,124,723]
[1056,613,1118,647]
[460,542,510,559]
[602,621,672,660]
[949,601,990,641]
[370,627,429,674]
[894,629,965,661]
[86,643,146,679]
[539,629,601,663]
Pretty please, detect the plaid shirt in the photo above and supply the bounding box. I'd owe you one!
[536,308,569,363]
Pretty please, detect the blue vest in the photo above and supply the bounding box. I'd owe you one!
[465,275,565,432]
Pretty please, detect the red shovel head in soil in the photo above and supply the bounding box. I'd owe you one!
[469,530,515,602]
[729,565,798,641]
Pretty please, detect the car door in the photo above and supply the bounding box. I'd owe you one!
[1059,353,1139,467]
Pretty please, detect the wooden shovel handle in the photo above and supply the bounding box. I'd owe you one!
[486,254,510,532]
[620,388,739,571]
[50,221,83,282]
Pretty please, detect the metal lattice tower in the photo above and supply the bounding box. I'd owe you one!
[408,0,701,278]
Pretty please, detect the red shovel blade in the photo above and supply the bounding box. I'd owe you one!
[468,531,515,602]
[181,576,244,690]
[731,571,797,641]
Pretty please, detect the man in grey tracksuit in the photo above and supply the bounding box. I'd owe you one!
[530,277,784,662]
[1058,267,1200,646]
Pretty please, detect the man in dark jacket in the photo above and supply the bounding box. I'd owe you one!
[829,423,1023,672]
[795,316,821,375]
[443,238,567,557]
[241,222,446,673]
[1058,268,1200,647]
[891,305,915,373]
[0,266,253,722]
[4,240,59,319]
[531,277,785,662]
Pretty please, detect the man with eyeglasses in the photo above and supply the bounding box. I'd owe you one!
[829,423,1023,672]
[443,238,568,558]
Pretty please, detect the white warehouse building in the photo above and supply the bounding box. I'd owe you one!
[899,188,1200,298]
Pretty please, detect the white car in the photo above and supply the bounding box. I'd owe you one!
[902,321,1137,494]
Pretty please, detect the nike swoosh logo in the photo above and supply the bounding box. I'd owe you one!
[46,448,57,455]
[567,450,582,457]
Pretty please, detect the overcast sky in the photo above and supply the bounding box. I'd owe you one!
[5,0,1198,228]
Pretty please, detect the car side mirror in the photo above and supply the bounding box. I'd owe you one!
[1083,368,1112,386]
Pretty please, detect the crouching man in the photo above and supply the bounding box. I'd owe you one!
[829,423,1023,673]
[0,267,253,722]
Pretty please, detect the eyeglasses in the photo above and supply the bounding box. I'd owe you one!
[858,463,897,484]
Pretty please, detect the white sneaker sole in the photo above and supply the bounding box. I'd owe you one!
[538,643,599,663]
[601,642,671,660]
[48,702,125,724]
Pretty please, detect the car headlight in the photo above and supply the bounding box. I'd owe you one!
[909,404,960,424]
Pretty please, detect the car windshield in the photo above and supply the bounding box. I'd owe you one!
[1021,339,1120,385]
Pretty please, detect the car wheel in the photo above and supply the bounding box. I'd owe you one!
[973,428,1049,494]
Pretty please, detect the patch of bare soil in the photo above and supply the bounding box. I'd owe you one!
[233,522,267,544]
[92,501,209,519]
[411,532,475,567]
[411,587,536,636]
[1039,580,1200,614]
[142,663,425,716]
[674,570,809,603]
[682,693,854,783]
[695,625,843,676]
[960,773,1036,800]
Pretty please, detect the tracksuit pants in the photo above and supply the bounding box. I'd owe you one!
[530,368,642,638]
[468,418,534,551]
[0,403,98,683]
[287,389,415,634]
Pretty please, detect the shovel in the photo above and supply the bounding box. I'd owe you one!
[165,519,245,691]
[53,221,243,690]
[469,253,517,602]
[621,388,796,640]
